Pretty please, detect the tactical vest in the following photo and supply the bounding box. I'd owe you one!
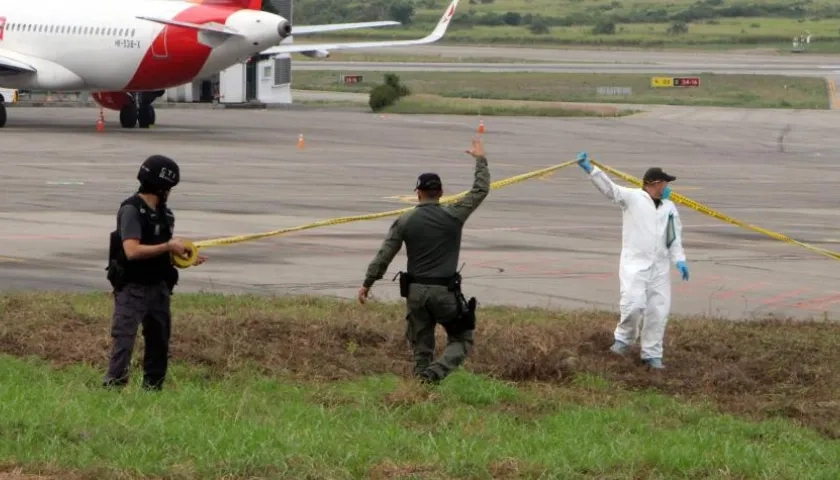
[107,194,176,286]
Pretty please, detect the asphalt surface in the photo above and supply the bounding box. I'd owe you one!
[298,45,840,78]
[1,106,840,321]
[343,45,840,66]
[295,60,839,76]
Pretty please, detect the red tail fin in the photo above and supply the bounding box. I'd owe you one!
[191,0,263,10]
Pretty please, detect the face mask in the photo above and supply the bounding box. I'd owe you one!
[662,186,672,200]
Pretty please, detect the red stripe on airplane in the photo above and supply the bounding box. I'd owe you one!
[123,4,238,91]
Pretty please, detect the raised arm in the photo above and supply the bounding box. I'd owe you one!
[576,152,632,208]
[443,137,491,224]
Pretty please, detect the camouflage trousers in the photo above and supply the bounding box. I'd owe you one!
[405,283,475,382]
[102,281,172,390]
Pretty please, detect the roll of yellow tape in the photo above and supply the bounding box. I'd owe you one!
[171,239,199,269]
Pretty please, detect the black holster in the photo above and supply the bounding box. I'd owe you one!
[393,271,414,298]
[449,274,477,334]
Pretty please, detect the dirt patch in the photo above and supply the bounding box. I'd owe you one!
[1,293,839,438]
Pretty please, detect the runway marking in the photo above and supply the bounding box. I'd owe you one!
[827,78,840,110]
[0,256,25,263]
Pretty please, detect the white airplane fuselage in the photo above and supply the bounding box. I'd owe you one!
[0,0,289,92]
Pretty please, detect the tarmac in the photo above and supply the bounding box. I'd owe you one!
[1,106,840,321]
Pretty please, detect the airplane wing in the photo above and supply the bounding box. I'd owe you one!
[291,21,400,35]
[261,0,459,57]
[0,50,36,75]
[136,16,244,36]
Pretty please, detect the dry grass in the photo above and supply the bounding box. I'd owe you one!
[384,93,640,116]
[1,292,839,439]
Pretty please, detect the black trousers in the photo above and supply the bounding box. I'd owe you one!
[103,281,172,390]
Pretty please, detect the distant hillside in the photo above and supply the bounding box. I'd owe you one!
[287,0,840,50]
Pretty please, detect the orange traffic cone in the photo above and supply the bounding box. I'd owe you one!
[96,109,105,132]
[297,133,305,150]
[477,119,485,134]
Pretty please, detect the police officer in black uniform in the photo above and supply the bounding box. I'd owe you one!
[102,155,206,390]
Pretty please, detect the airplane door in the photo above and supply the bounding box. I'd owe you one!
[151,25,168,58]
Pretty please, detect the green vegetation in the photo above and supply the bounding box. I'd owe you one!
[289,0,840,51]
[381,93,641,116]
[363,73,635,115]
[368,73,411,111]
[0,291,839,478]
[295,71,831,109]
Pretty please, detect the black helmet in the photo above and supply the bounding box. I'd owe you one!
[137,155,180,190]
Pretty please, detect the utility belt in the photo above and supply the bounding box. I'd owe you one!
[392,271,477,334]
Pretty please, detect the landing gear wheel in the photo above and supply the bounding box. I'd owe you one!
[120,104,138,128]
[138,105,154,129]
[0,103,6,128]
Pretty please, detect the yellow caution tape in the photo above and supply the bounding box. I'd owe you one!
[172,160,577,268]
[590,160,840,262]
[171,155,840,268]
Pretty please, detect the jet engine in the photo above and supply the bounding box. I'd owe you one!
[300,50,330,58]
[91,92,133,111]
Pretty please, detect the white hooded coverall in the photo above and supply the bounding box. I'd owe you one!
[587,166,686,360]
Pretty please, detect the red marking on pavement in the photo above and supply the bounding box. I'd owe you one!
[124,4,239,90]
[791,293,840,311]
[673,275,724,294]
[712,282,770,300]
[756,288,811,306]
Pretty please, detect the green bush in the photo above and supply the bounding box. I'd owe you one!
[384,73,411,98]
[592,21,616,34]
[369,85,399,112]
[368,73,411,112]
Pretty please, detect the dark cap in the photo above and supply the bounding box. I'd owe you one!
[643,167,676,184]
[416,172,442,191]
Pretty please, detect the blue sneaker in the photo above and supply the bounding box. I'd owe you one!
[609,340,630,356]
[642,358,665,370]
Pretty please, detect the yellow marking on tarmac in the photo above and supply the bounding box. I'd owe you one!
[0,256,24,263]
[827,78,840,110]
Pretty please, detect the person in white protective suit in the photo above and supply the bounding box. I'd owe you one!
[575,152,689,370]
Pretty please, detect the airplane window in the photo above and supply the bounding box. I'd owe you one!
[117,28,123,36]
[131,28,135,36]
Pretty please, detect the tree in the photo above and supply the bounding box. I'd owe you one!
[389,1,415,24]
[261,0,279,14]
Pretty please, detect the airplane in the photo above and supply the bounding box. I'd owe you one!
[0,0,460,129]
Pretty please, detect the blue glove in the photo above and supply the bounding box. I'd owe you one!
[676,261,689,281]
[577,151,592,173]
[662,186,672,200]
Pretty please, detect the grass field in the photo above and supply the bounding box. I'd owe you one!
[381,94,641,116]
[295,0,840,51]
[0,292,838,478]
[293,71,831,109]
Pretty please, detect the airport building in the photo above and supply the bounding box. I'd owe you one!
[163,0,293,106]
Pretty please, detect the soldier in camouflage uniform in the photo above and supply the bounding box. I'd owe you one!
[358,137,491,384]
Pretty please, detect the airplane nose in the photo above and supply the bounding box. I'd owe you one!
[278,20,291,38]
